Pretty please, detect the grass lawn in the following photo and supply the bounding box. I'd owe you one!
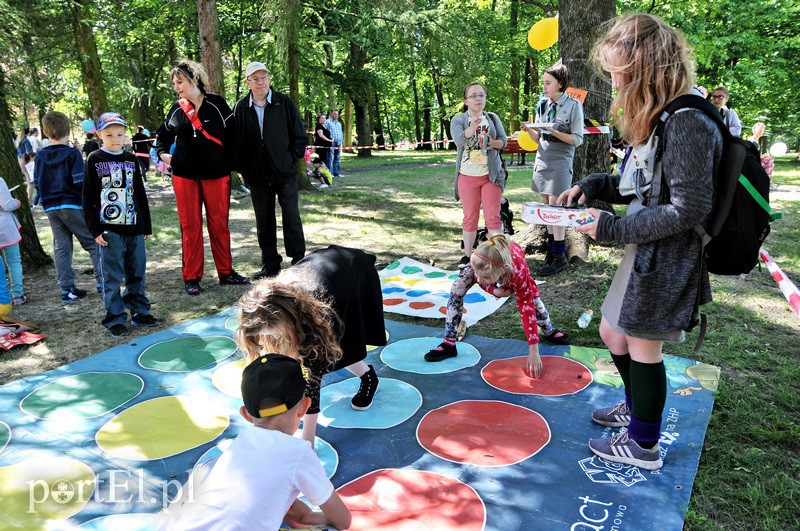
[3,149,798,529]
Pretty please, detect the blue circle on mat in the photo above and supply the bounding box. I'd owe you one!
[380,337,481,374]
[193,436,338,479]
[406,290,431,297]
[463,292,487,303]
[319,378,422,429]
[78,514,159,529]
[382,287,405,294]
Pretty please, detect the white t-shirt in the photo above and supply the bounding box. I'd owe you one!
[459,115,491,176]
[28,135,40,152]
[25,161,35,181]
[159,426,334,531]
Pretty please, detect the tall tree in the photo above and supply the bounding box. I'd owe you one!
[68,0,108,118]
[0,67,51,268]
[197,0,225,94]
[559,0,615,179]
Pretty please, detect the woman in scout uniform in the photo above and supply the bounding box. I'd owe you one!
[522,65,584,276]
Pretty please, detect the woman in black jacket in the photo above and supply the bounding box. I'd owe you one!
[314,114,333,170]
[156,60,249,295]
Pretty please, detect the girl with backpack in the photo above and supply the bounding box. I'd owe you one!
[558,13,722,470]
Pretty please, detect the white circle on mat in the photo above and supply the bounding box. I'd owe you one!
[381,337,480,374]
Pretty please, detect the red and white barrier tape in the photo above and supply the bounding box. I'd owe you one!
[760,247,800,320]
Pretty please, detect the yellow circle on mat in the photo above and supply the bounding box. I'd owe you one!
[366,330,391,352]
[0,456,95,527]
[96,396,229,460]
[212,358,248,398]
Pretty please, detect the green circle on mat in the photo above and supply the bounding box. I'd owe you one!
[385,260,400,270]
[401,266,423,275]
[96,395,229,460]
[448,274,459,280]
[139,336,237,372]
[0,421,9,454]
[424,271,447,278]
[20,373,144,420]
[225,316,240,331]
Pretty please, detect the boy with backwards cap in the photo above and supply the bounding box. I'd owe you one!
[159,354,352,531]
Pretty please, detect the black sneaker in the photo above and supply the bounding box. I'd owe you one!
[109,324,129,337]
[351,365,379,410]
[537,253,569,277]
[252,266,281,280]
[290,256,305,266]
[132,313,160,327]
[185,280,203,295]
[61,285,87,303]
[219,271,251,285]
[457,255,470,269]
[425,342,458,362]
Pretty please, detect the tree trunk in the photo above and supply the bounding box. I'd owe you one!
[284,0,312,190]
[420,105,432,151]
[354,101,372,157]
[559,0,616,259]
[409,47,422,146]
[344,96,353,147]
[383,97,395,148]
[197,0,225,95]
[372,94,385,149]
[559,0,615,181]
[508,0,521,133]
[0,68,51,269]
[68,0,108,119]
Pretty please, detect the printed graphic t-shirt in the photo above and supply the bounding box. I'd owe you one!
[460,115,491,176]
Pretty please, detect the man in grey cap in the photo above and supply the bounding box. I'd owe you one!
[233,62,308,279]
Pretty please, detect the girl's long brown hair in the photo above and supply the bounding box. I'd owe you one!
[593,13,694,146]
[236,272,342,377]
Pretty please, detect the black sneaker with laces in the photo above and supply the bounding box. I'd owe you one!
[132,313,160,327]
[458,255,471,269]
[541,327,572,345]
[537,253,569,277]
[351,365,379,410]
[219,271,251,285]
[109,324,129,337]
[185,280,203,295]
[425,342,458,362]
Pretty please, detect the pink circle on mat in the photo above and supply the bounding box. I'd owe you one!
[482,356,592,396]
[409,301,436,310]
[417,400,550,466]
[383,298,406,306]
[338,468,486,529]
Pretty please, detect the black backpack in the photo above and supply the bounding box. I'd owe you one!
[652,95,781,347]
[653,95,780,276]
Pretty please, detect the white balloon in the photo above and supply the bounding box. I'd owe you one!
[769,142,788,157]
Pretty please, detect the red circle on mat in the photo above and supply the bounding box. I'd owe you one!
[383,298,406,306]
[481,356,592,396]
[338,468,486,529]
[417,400,550,466]
[438,306,466,315]
[409,301,436,310]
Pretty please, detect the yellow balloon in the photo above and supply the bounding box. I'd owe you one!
[517,130,539,152]
[528,17,559,51]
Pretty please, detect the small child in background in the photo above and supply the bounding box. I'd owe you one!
[23,152,36,205]
[34,111,102,302]
[308,153,333,189]
[0,177,29,305]
[83,112,158,337]
[158,354,352,531]
[424,234,570,377]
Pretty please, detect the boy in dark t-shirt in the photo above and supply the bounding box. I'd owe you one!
[83,112,158,337]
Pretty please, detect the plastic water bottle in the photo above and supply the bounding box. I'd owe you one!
[577,309,594,329]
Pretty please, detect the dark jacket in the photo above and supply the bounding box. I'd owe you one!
[155,93,238,179]
[33,144,85,211]
[232,89,307,185]
[83,149,152,238]
[578,110,722,334]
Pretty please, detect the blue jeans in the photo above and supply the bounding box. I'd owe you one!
[329,142,342,177]
[1,243,23,297]
[98,232,151,328]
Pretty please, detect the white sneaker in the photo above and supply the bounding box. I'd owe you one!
[319,184,329,189]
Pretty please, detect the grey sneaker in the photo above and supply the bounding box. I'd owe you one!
[592,400,631,427]
[589,429,663,471]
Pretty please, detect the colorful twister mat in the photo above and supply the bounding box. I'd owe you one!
[0,310,720,530]
[379,257,510,325]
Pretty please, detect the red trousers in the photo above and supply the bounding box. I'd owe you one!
[173,175,233,281]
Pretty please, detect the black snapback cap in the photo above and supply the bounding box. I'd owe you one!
[241,354,307,418]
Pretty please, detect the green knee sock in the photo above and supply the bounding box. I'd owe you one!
[629,360,667,423]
